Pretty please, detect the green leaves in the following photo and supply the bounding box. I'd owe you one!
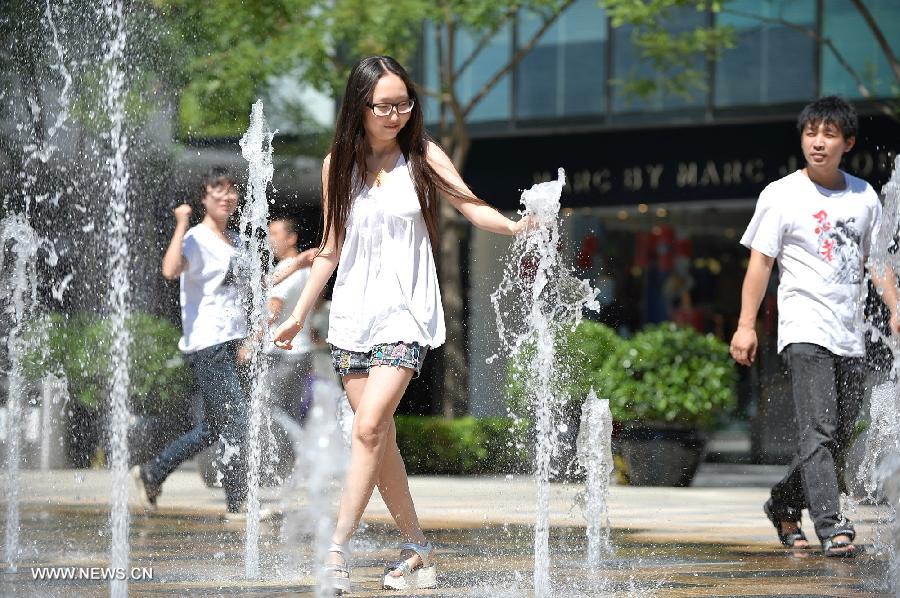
[596,322,736,427]
[154,0,428,136]
[505,320,623,418]
[22,312,192,413]
[602,0,735,103]
[505,320,737,429]
[394,415,529,474]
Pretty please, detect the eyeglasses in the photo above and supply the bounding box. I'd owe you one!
[367,99,415,117]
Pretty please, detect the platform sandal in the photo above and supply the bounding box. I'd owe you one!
[763,499,808,548]
[382,540,437,590]
[822,531,858,558]
[323,542,351,594]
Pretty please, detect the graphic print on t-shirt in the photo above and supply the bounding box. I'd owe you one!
[221,250,251,289]
[812,210,862,283]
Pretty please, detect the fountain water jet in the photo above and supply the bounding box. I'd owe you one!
[100,1,132,596]
[858,156,900,592]
[491,168,600,596]
[2,0,76,571]
[238,99,277,578]
[2,216,40,572]
[575,388,614,566]
[292,380,350,596]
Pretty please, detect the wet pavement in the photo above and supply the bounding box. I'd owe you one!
[1,467,895,596]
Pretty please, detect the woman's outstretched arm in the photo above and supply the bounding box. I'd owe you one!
[426,141,531,236]
[272,155,342,348]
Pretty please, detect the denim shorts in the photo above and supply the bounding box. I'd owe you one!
[330,342,428,379]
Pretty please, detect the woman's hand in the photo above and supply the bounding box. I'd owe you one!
[297,247,318,267]
[272,316,303,350]
[512,215,543,235]
[890,309,900,336]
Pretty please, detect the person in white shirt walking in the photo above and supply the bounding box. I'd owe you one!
[132,168,250,515]
[730,96,900,557]
[271,56,536,593]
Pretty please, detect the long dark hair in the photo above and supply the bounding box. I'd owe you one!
[321,55,468,250]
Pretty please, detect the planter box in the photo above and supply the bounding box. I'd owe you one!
[619,425,707,487]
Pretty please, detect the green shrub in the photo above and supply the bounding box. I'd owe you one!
[505,320,622,419]
[22,312,192,414]
[596,322,737,428]
[394,416,529,475]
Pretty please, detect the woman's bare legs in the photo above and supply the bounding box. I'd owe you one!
[341,373,426,544]
[328,366,428,573]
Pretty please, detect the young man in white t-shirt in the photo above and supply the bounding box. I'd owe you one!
[131,168,250,514]
[731,96,900,557]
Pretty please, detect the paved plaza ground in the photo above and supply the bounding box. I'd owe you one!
[1,463,895,596]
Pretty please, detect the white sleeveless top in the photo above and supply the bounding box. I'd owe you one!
[327,154,446,351]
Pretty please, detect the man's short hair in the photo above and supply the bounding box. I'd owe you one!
[199,166,237,200]
[271,216,301,240]
[797,96,858,139]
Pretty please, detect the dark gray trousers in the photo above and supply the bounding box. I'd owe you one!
[769,342,863,542]
[144,339,248,512]
[262,352,314,422]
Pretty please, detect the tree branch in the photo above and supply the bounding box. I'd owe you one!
[420,85,441,98]
[848,0,900,84]
[453,7,519,80]
[434,20,449,137]
[462,0,575,119]
[445,19,468,158]
[723,7,897,119]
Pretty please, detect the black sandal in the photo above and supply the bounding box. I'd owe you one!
[763,499,808,548]
[822,531,858,558]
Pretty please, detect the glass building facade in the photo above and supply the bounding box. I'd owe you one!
[421,0,899,126]
[447,0,900,463]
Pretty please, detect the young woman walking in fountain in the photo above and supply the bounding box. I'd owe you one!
[272,55,535,593]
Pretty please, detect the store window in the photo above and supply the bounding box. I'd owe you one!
[562,203,753,339]
[516,0,608,119]
[822,0,900,100]
[714,0,816,107]
[422,22,513,125]
[611,6,707,113]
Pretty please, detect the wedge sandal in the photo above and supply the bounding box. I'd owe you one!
[323,542,351,594]
[382,541,437,590]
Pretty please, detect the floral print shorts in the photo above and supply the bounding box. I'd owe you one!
[330,342,429,379]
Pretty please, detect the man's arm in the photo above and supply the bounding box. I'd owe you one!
[869,261,900,335]
[161,204,191,280]
[270,248,317,286]
[238,297,285,362]
[730,249,775,366]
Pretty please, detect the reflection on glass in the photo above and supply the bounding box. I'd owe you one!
[822,0,900,100]
[611,7,707,113]
[421,21,512,124]
[715,0,815,107]
[516,0,607,119]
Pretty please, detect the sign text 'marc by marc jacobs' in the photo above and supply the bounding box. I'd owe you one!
[461,115,900,210]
